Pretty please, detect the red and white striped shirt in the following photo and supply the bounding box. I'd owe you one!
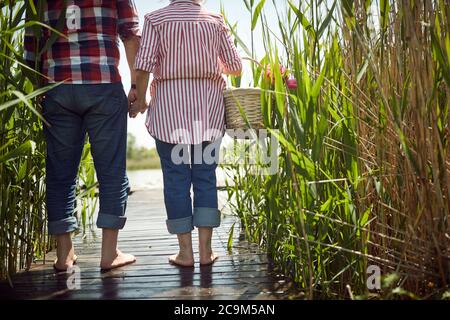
[134,0,242,145]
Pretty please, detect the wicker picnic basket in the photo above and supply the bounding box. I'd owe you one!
[223,87,264,130]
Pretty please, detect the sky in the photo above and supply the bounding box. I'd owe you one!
[120,0,281,148]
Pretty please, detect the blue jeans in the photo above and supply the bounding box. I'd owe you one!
[155,139,221,234]
[42,82,129,235]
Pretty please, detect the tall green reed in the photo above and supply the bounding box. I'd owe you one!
[0,0,98,281]
[223,0,449,299]
[0,0,49,282]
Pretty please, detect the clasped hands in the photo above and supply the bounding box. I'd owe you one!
[128,87,148,118]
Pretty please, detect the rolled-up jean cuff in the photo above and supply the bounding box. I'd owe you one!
[166,216,194,234]
[48,216,79,235]
[193,208,221,228]
[96,213,127,230]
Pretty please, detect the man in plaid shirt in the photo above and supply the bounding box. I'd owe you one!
[25,0,140,271]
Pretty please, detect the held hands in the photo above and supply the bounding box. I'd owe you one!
[129,98,148,118]
[128,87,148,118]
[128,87,138,106]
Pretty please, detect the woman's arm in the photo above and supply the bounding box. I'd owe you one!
[131,14,160,118]
[218,16,243,76]
[220,60,242,76]
[129,70,150,118]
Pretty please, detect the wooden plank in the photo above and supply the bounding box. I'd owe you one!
[0,189,296,300]
[1,275,285,292]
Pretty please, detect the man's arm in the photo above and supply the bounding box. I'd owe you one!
[24,1,44,87]
[123,36,140,103]
[117,0,141,106]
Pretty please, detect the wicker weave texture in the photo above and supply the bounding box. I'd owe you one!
[224,88,264,130]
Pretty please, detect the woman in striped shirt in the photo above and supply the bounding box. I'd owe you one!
[133,0,242,267]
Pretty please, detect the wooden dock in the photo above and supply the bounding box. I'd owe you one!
[0,189,298,300]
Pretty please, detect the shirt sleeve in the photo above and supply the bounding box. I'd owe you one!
[24,1,41,70]
[117,0,140,41]
[218,15,242,73]
[24,28,38,70]
[134,15,160,73]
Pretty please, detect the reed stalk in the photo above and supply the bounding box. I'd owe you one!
[223,0,449,299]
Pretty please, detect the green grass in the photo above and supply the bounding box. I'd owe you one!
[127,158,161,171]
[126,133,161,170]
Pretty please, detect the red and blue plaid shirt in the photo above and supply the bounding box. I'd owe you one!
[25,0,140,84]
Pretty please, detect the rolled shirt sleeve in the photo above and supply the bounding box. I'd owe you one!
[24,0,42,70]
[134,15,160,73]
[218,16,242,73]
[117,0,140,41]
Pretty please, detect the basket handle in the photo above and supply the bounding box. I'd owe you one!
[242,57,263,69]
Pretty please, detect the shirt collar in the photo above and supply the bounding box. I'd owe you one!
[170,0,201,6]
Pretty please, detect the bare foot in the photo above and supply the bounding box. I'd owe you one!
[100,249,136,271]
[169,232,194,267]
[199,251,218,266]
[53,233,77,272]
[53,254,78,272]
[198,227,218,266]
[169,253,195,267]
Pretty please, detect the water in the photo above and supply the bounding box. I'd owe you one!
[127,168,230,191]
[127,169,164,190]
